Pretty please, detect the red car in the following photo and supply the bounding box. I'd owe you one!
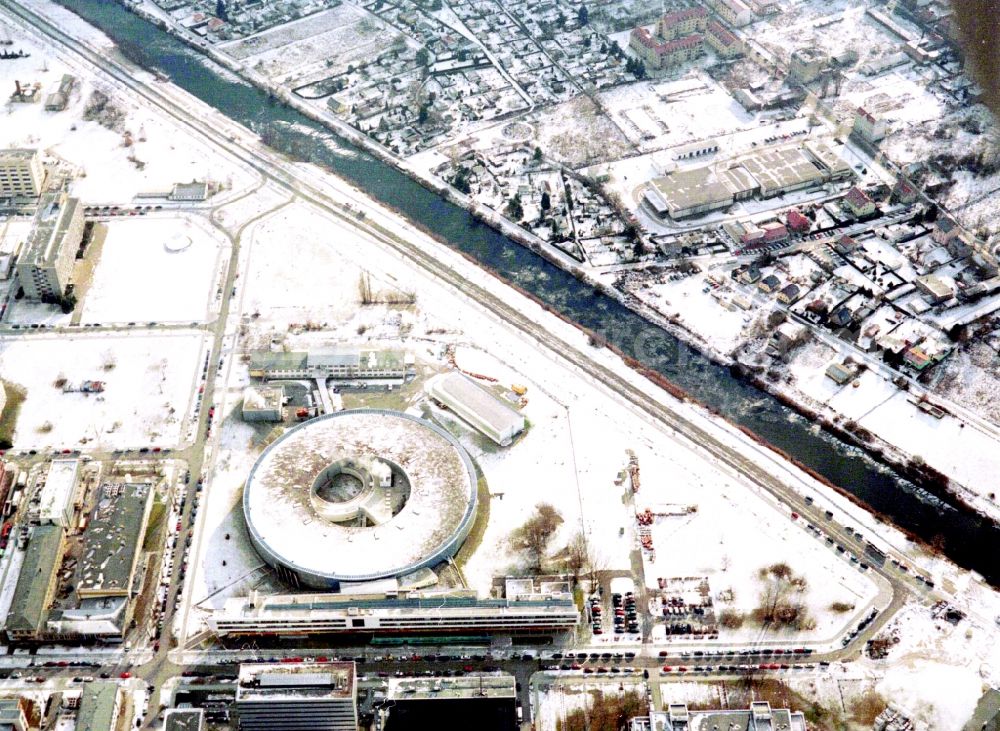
[120,672,131,679]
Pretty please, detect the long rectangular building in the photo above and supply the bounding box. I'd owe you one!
[39,458,79,527]
[210,593,579,637]
[78,483,154,599]
[425,371,525,446]
[4,525,65,641]
[248,349,407,381]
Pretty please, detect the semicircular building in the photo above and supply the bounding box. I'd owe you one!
[242,409,478,588]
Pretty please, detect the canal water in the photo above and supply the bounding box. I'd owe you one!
[57,0,998,583]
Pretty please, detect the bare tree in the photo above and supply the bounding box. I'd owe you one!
[358,272,373,305]
[511,503,563,571]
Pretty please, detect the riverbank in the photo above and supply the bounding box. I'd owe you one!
[104,0,1000,529]
[42,0,1000,584]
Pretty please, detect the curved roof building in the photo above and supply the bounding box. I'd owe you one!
[242,409,478,588]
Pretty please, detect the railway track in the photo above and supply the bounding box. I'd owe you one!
[1,0,917,654]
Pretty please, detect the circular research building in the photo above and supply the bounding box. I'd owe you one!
[243,409,478,588]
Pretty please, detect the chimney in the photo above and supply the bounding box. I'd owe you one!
[15,80,22,96]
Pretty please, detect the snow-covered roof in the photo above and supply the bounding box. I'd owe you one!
[243,409,477,584]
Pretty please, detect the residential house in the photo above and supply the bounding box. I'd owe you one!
[785,209,811,234]
[834,234,857,255]
[777,283,801,303]
[891,177,919,204]
[915,274,955,304]
[825,361,858,385]
[931,217,961,247]
[758,274,781,293]
[842,187,876,218]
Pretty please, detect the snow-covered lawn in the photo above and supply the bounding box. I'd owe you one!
[0,331,207,450]
[80,216,228,324]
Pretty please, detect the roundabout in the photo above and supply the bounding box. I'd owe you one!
[242,409,478,587]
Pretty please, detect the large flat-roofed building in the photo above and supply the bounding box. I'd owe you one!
[39,458,79,527]
[164,708,205,731]
[0,149,44,198]
[16,192,84,301]
[789,47,827,83]
[804,141,853,181]
[75,682,122,731]
[4,525,65,641]
[236,662,357,731]
[78,483,154,599]
[644,165,758,220]
[383,675,516,731]
[425,371,525,446]
[630,701,807,731]
[209,590,579,637]
[248,349,407,381]
[736,147,825,197]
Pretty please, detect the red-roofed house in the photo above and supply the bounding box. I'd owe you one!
[785,209,811,233]
[657,7,708,39]
[842,187,875,218]
[630,27,705,70]
[705,20,743,58]
[891,177,918,204]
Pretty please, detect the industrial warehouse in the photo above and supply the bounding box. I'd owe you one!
[643,140,853,220]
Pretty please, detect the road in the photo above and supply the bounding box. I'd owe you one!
[0,0,938,723]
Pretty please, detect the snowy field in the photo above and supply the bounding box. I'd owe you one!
[752,1,906,65]
[640,433,882,644]
[80,216,228,324]
[220,5,403,85]
[0,331,206,450]
[787,342,1000,522]
[0,26,255,203]
[597,73,756,155]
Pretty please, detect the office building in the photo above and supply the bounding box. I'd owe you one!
[0,149,44,198]
[16,192,84,301]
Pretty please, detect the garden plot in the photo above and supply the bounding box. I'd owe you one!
[0,331,206,450]
[80,216,228,324]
